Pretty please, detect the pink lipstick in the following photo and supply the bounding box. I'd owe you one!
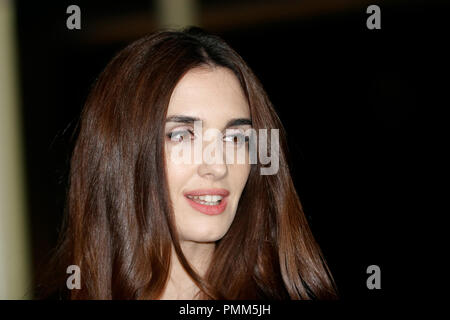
[183,189,229,215]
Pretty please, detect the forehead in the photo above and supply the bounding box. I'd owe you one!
[166,67,250,122]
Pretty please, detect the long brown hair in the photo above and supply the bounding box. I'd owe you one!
[37,26,337,299]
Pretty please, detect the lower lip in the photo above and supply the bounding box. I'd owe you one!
[185,196,228,215]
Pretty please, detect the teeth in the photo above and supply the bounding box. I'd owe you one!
[186,194,223,205]
[187,195,223,201]
[200,201,217,205]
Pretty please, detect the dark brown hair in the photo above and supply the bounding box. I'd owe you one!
[37,26,337,300]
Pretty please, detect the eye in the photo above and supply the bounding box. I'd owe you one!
[167,129,194,142]
[223,133,249,146]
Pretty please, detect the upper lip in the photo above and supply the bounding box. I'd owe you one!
[184,189,230,197]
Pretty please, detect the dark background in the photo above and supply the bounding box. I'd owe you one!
[15,0,448,300]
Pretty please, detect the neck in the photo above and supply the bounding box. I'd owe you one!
[159,241,215,300]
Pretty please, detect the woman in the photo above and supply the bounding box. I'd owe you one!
[37,26,337,299]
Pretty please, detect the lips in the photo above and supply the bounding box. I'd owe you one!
[184,189,230,215]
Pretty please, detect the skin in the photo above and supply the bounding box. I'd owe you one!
[160,66,251,299]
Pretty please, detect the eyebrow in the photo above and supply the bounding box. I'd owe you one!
[225,118,252,127]
[165,115,201,124]
[165,115,252,128]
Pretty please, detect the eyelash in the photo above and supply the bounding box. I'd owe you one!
[166,130,249,145]
[223,133,250,146]
[166,129,195,142]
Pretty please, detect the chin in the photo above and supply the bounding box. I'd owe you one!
[182,225,228,243]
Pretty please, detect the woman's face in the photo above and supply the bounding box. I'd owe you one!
[164,66,251,243]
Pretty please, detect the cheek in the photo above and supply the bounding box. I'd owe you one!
[165,145,193,196]
[229,163,251,192]
[166,162,191,195]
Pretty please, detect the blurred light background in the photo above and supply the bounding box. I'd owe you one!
[0,0,448,299]
[0,0,31,300]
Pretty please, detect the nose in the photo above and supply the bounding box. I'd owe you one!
[197,161,227,180]
[197,140,228,180]
[196,129,228,180]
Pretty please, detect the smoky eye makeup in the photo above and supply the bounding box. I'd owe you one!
[164,116,252,145]
[223,128,251,146]
[165,126,196,142]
